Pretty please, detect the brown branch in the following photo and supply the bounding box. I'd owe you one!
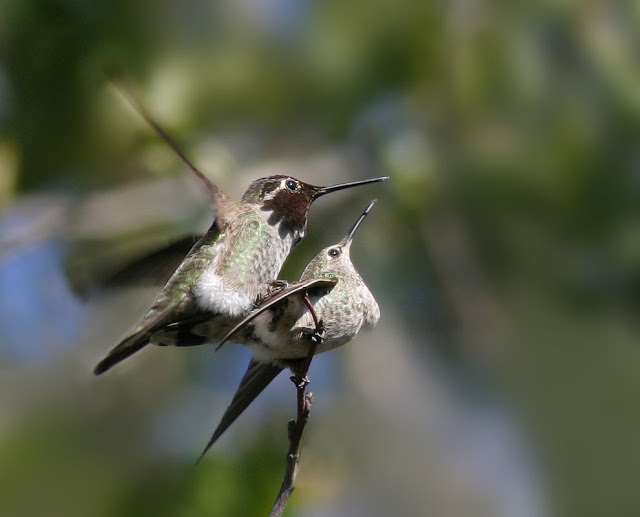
[269,294,322,517]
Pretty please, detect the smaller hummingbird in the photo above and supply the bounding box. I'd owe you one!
[93,77,388,374]
[199,200,381,458]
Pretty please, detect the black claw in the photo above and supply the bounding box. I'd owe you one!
[311,319,325,344]
[289,375,310,390]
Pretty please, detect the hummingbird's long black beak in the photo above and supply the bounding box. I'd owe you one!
[343,199,377,247]
[311,176,389,199]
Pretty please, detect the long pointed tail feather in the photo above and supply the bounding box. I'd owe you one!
[94,301,186,375]
[93,332,149,375]
[197,360,283,461]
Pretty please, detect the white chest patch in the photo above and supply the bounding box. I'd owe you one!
[246,342,281,363]
[251,312,283,349]
[194,270,254,317]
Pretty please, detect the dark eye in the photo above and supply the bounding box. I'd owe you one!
[328,248,340,257]
[285,179,298,191]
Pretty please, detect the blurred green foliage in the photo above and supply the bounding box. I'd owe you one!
[1,0,640,516]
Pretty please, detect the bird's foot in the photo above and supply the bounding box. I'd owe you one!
[290,374,310,390]
[311,319,325,344]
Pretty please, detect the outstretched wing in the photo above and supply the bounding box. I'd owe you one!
[217,278,338,349]
[198,359,283,460]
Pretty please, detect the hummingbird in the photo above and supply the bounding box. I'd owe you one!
[93,77,388,374]
[198,200,381,458]
[93,177,387,375]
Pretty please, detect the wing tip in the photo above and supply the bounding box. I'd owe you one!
[195,361,284,462]
[195,430,224,464]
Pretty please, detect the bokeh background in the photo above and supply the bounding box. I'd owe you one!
[1,1,639,516]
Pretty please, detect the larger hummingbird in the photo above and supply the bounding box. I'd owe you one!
[94,176,387,374]
[198,200,381,457]
[93,81,388,374]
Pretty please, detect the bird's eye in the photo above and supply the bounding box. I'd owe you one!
[328,248,340,257]
[285,179,298,191]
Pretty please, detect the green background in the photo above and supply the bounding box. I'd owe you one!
[1,1,639,516]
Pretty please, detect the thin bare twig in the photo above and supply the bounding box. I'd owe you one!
[269,294,322,517]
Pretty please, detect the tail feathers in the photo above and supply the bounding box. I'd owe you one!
[197,360,283,461]
[93,331,149,375]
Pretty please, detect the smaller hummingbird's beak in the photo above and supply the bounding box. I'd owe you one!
[342,199,377,247]
[311,176,389,199]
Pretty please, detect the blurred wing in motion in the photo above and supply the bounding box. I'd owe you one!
[102,234,202,289]
[67,234,202,296]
